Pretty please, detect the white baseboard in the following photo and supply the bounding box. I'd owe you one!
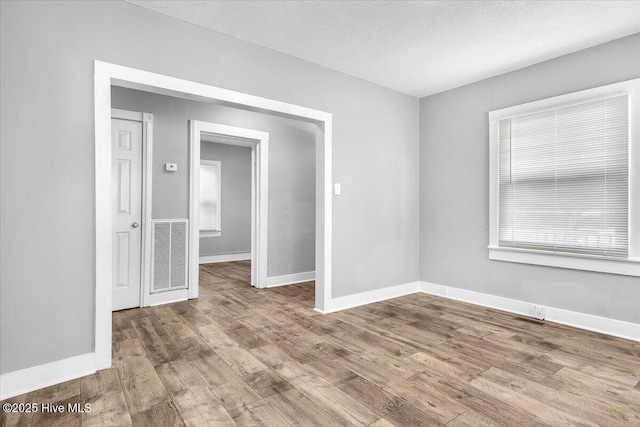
[420,281,534,317]
[199,252,251,264]
[420,281,640,342]
[317,281,421,314]
[543,306,640,342]
[264,271,315,288]
[314,279,639,342]
[0,353,96,400]
[149,289,189,306]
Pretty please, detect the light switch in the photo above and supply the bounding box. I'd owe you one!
[165,163,177,172]
[334,183,341,196]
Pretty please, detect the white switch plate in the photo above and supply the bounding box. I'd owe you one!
[334,183,341,196]
[165,163,177,172]
[533,305,545,320]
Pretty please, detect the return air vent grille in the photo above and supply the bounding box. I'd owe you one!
[152,219,189,293]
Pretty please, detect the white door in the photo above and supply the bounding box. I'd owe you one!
[112,118,143,311]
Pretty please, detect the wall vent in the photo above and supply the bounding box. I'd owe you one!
[152,219,189,293]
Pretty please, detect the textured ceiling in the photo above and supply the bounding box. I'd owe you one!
[126,1,640,98]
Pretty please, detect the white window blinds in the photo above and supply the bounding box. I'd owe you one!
[498,94,629,258]
[199,160,221,231]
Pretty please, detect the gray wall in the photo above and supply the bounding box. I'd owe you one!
[0,0,418,374]
[200,142,252,258]
[419,33,640,324]
[112,87,316,276]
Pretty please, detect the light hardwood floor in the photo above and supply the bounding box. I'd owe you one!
[2,260,639,426]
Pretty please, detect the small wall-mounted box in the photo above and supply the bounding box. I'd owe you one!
[165,163,177,172]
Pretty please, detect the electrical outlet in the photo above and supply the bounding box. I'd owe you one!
[533,305,545,320]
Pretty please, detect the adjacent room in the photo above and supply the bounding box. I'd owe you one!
[1,1,639,426]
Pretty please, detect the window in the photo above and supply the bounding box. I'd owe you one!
[489,79,640,276]
[200,160,221,237]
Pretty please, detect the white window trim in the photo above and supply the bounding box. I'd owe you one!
[199,159,222,237]
[488,78,640,277]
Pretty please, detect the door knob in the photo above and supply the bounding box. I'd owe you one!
[132,222,139,228]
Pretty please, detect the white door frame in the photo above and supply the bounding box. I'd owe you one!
[111,108,154,308]
[190,121,269,295]
[94,60,332,370]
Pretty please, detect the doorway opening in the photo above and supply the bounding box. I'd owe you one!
[95,61,332,370]
[189,121,269,295]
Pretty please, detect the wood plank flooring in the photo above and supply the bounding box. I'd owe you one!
[2,260,639,426]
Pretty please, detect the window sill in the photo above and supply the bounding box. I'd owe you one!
[200,230,221,238]
[488,246,640,277]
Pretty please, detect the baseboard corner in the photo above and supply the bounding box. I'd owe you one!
[323,280,421,314]
[418,281,640,343]
[0,353,96,401]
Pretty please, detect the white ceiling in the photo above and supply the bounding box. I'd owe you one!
[126,1,640,98]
